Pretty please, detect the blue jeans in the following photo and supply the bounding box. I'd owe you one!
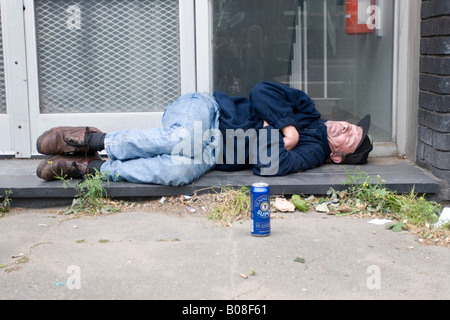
[100,92,221,186]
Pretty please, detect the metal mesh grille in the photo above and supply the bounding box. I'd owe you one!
[35,0,181,113]
[0,5,7,114]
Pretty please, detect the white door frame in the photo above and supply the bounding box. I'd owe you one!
[1,0,31,157]
[195,0,213,93]
[392,0,421,160]
[22,0,196,156]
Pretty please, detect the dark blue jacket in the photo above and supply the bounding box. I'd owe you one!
[214,81,331,176]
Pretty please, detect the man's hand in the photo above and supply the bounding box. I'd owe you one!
[263,121,299,151]
[281,125,299,151]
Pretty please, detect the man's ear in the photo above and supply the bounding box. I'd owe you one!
[330,152,343,164]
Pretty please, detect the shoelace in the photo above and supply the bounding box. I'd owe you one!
[66,127,91,158]
[69,161,85,179]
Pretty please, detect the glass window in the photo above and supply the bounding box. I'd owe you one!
[212,0,394,142]
[35,0,181,113]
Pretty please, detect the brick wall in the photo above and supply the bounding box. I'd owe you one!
[418,0,450,200]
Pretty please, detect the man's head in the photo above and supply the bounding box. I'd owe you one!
[325,115,373,164]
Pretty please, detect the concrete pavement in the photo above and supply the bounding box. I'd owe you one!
[1,207,449,301]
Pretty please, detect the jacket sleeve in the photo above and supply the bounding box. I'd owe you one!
[249,82,297,129]
[253,127,326,176]
[249,82,321,130]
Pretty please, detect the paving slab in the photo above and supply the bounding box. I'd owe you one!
[0,208,448,301]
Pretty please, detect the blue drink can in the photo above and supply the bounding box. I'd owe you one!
[251,183,271,237]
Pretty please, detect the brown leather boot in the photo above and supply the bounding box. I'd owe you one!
[36,126,103,155]
[36,154,103,181]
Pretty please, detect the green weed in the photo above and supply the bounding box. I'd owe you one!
[53,166,119,216]
[0,190,13,216]
[316,167,449,245]
[337,166,441,228]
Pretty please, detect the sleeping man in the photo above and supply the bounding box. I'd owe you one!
[36,81,373,185]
